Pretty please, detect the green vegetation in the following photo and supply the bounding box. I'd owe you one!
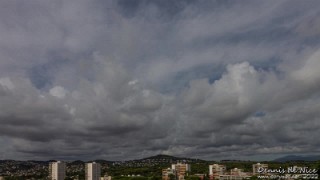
[185,175,201,180]
[112,176,150,180]
[190,162,210,174]
[1,158,320,179]
[106,164,170,177]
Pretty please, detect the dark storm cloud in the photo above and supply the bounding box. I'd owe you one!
[116,0,196,19]
[1,0,320,161]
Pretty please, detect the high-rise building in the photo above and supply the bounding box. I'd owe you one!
[49,161,66,180]
[171,163,190,180]
[252,163,268,175]
[85,162,101,180]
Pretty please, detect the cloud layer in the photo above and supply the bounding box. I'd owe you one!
[1,0,320,161]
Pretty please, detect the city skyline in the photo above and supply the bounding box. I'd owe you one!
[1,0,320,161]
[1,157,317,179]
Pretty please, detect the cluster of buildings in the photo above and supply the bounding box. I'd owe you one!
[162,163,191,180]
[49,161,110,180]
[0,160,47,177]
[162,163,270,180]
[2,160,316,180]
[208,163,253,180]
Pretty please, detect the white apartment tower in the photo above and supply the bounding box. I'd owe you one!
[85,162,101,180]
[49,161,66,180]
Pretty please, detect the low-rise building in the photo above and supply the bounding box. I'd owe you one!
[209,164,226,180]
[162,168,175,180]
[163,163,191,180]
[252,163,268,175]
[101,175,112,180]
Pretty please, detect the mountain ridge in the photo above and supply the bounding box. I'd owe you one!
[273,155,320,162]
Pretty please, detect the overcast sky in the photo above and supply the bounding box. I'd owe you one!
[1,0,320,161]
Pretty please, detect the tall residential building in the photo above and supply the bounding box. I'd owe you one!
[171,163,191,180]
[85,162,101,180]
[49,161,66,180]
[252,163,268,175]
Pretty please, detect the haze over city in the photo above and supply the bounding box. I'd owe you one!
[0,0,320,161]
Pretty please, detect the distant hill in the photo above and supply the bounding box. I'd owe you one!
[93,159,114,164]
[142,154,188,160]
[69,160,85,165]
[273,155,320,162]
[139,154,206,163]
